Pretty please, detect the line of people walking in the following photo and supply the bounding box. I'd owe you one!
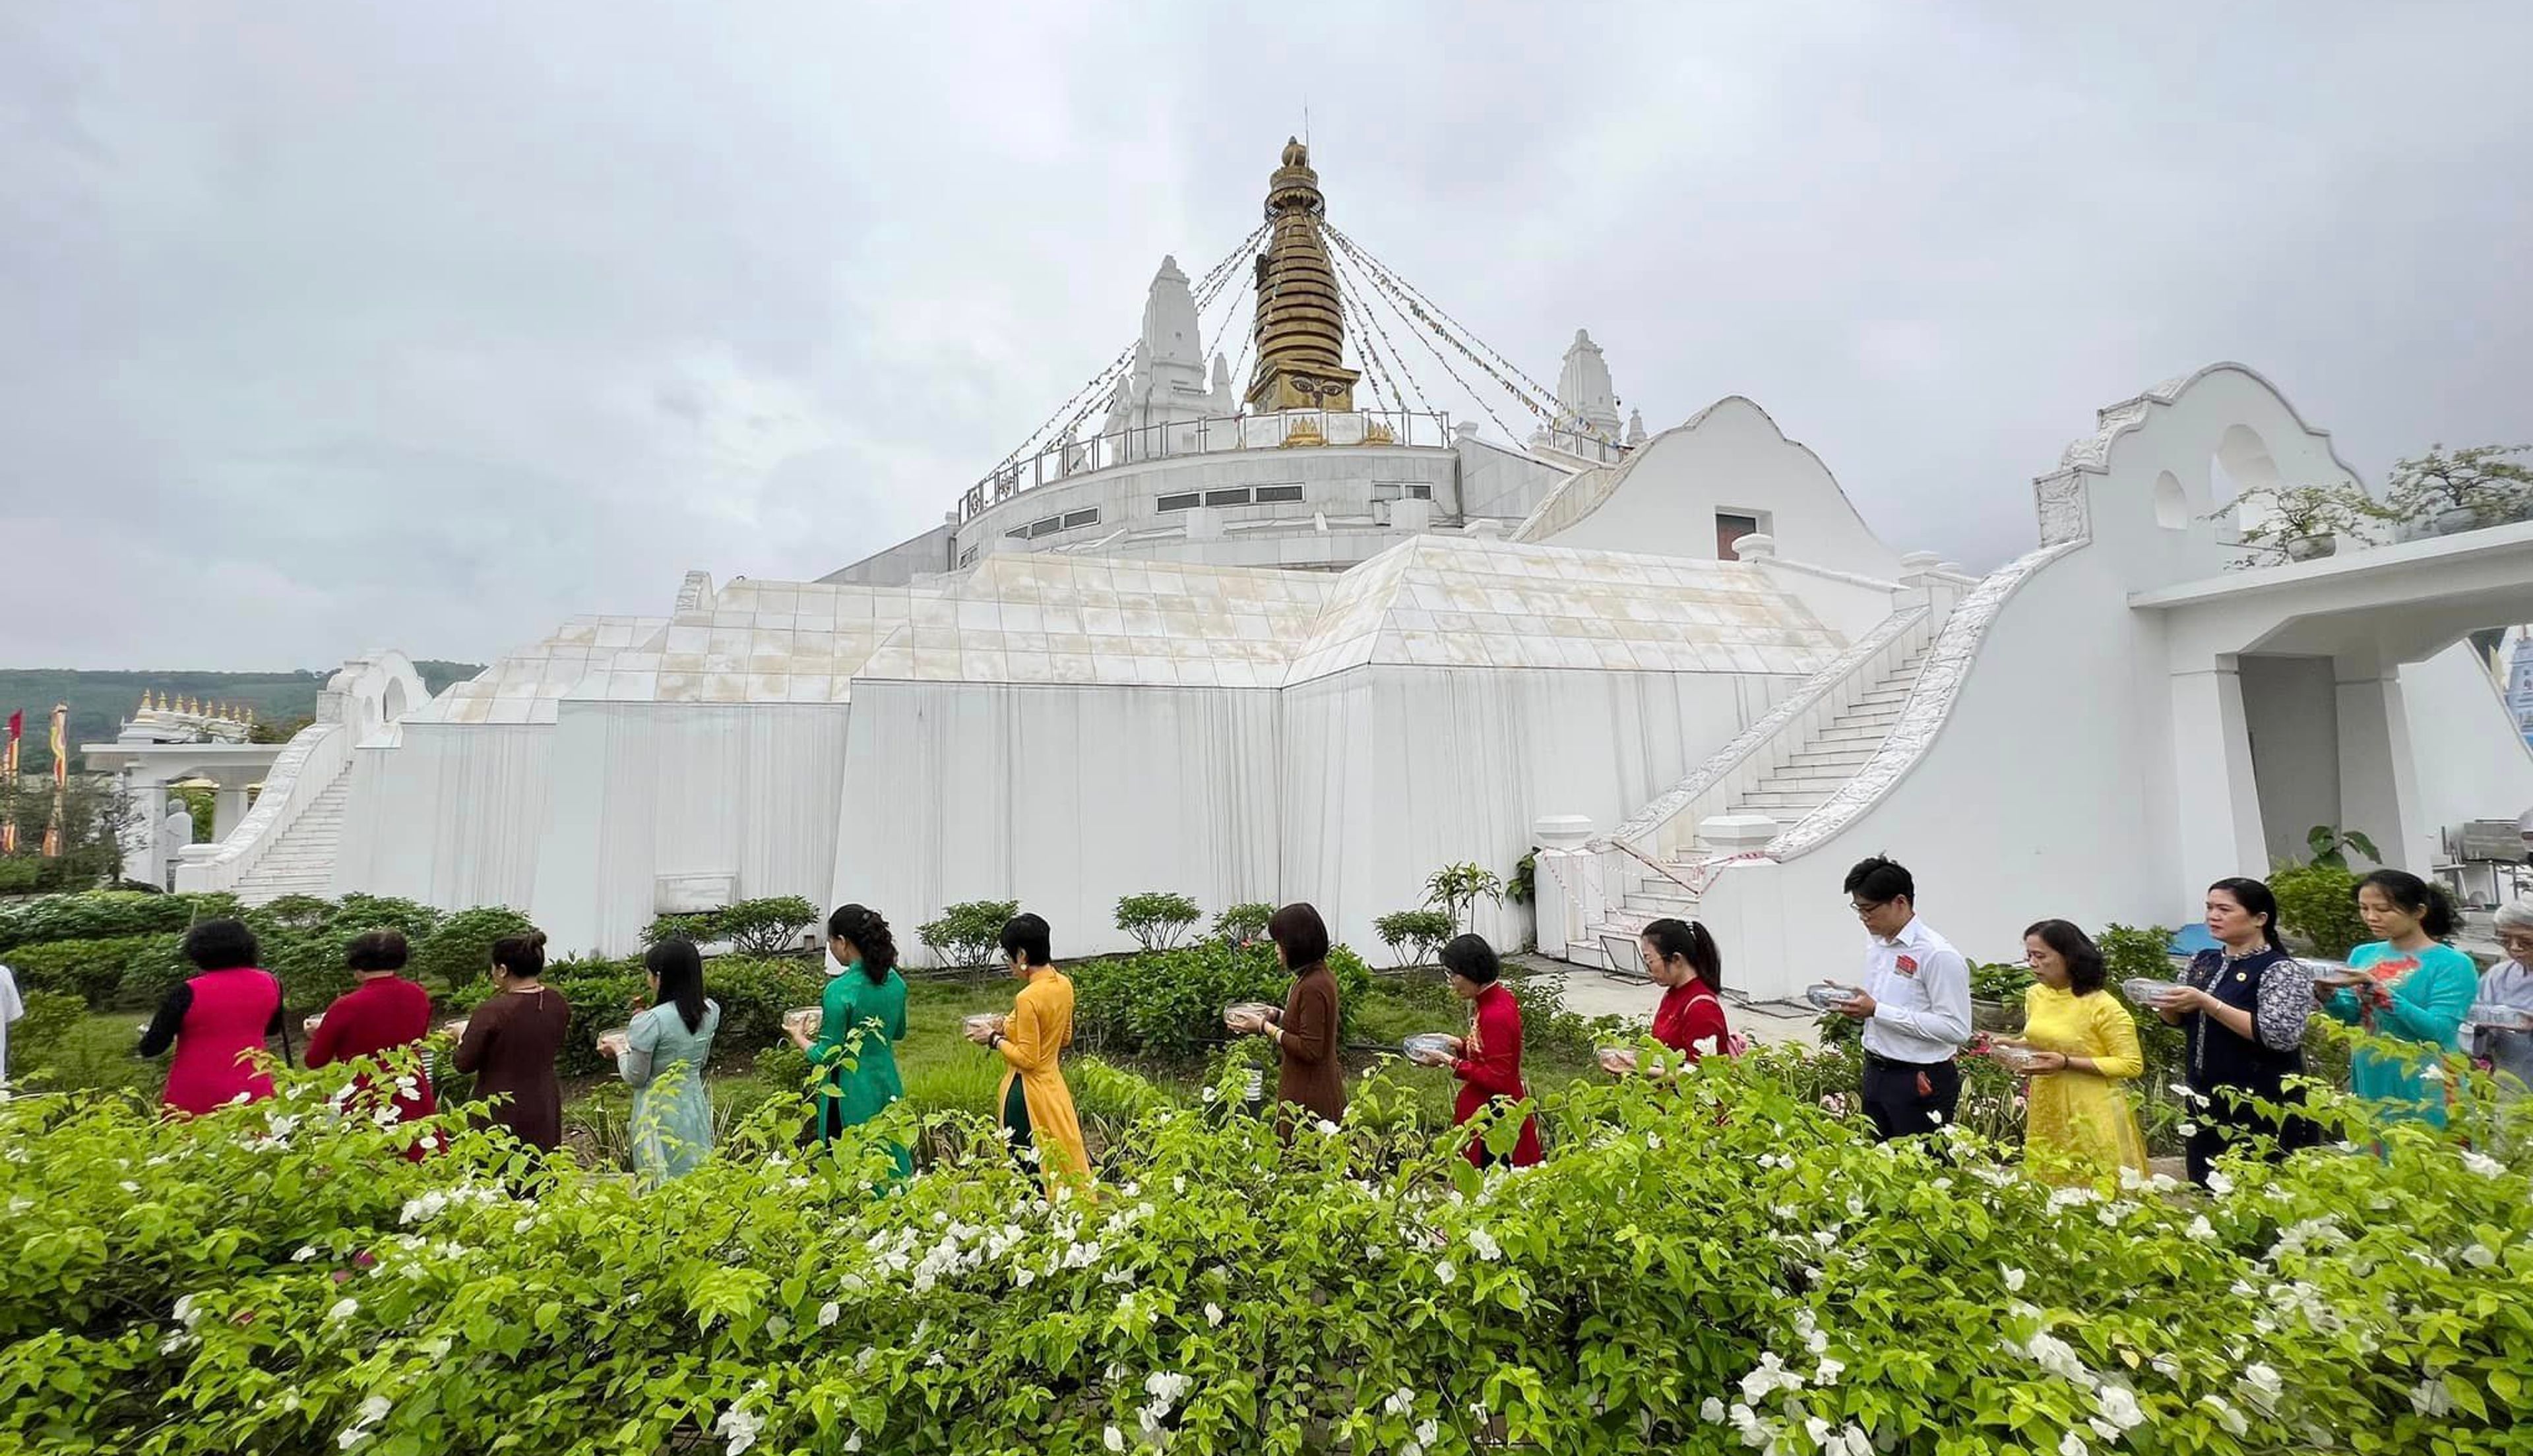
[124,858,2533,1190]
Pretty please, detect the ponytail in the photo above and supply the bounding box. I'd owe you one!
[827,903,900,984]
[1640,917,1724,994]
[2357,869,2457,941]
[491,928,549,979]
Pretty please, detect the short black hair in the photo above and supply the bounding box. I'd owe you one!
[345,929,410,973]
[1843,856,1915,907]
[181,917,260,971]
[1267,901,1330,970]
[1439,933,1499,985]
[999,912,1052,967]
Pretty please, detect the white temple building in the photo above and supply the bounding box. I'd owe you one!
[169,140,2533,997]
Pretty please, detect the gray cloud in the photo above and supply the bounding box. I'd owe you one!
[5,1,2528,667]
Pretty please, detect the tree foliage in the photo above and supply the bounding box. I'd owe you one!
[1374,908,1455,969]
[2385,442,2533,527]
[1113,892,1202,952]
[917,899,1019,971]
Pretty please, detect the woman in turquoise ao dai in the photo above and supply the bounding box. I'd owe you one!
[613,938,722,1181]
[2322,870,2478,1128]
[789,903,913,1181]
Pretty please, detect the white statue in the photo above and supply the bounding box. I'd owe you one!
[160,799,195,888]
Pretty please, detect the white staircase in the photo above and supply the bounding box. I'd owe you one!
[1592,644,1933,944]
[234,772,351,905]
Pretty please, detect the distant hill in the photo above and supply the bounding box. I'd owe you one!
[0,663,484,770]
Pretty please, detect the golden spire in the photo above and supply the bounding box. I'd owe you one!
[1244,138,1357,414]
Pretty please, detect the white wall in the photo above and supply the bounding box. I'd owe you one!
[1455,436,1575,521]
[1527,398,1909,580]
[2402,640,2533,861]
[2239,654,2342,868]
[823,522,954,587]
[832,680,1284,963]
[1285,664,1801,959]
[530,702,857,956]
[336,723,554,917]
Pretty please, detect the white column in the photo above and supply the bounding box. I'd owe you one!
[212,779,252,841]
[2169,659,2269,905]
[2334,663,2429,870]
[118,769,166,885]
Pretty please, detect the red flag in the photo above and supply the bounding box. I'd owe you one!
[5,709,19,743]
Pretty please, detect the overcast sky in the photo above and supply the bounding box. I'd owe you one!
[6,2,2528,670]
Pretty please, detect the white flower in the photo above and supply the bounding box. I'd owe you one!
[2095,1384,2144,1432]
[1738,1350,1806,1403]
[1805,1417,1832,1447]
[817,1301,840,1328]
[1200,1086,1218,1103]
[2409,1379,2453,1417]
[292,1246,319,1263]
[2461,1242,2499,1268]
[2420,1061,2447,1083]
[1701,1398,1727,1423]
[1414,1418,1439,1447]
[2460,1150,2505,1178]
[1384,1387,1416,1418]
[2185,1217,2215,1241]
[2200,1394,2247,1436]
[843,1435,861,1453]
[2058,1430,2088,1456]
[713,1405,763,1456]
[2205,1169,2235,1198]
[2002,1267,2027,1293]
[158,1331,195,1355]
[1467,1228,1503,1262]
[2150,1355,2181,1381]
[1814,1356,1845,1385]
[1203,1302,1223,1327]
[1317,1118,1340,1136]
[327,1298,359,1322]
[1104,1427,1125,1453]
[1435,1259,1456,1286]
[2240,1363,2283,1410]
[336,1429,371,1451]
[2175,1122,2198,1138]
[1927,1109,1944,1124]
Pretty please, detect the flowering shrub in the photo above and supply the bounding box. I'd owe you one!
[8,1039,2526,1455]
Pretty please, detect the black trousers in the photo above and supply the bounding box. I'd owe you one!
[1861,1057,1960,1141]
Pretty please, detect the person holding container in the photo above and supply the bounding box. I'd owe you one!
[964,913,1090,1195]
[1229,901,1345,1134]
[1830,857,1971,1141]
[789,903,912,1180]
[1993,919,2146,1184]
[1408,934,1542,1169]
[612,938,721,1182]
[2320,870,2478,1128]
[453,930,571,1154]
[2470,898,2533,1095]
[304,929,437,1155]
[139,917,291,1117]
[2152,878,2316,1186]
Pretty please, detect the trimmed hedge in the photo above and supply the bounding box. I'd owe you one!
[0,892,230,958]
[1,934,183,1008]
[1069,940,1373,1058]
[443,955,825,1081]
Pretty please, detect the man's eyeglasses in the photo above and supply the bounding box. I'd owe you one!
[1848,899,1885,917]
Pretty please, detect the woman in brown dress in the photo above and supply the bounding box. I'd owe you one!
[453,929,572,1153]
[1234,902,1344,1134]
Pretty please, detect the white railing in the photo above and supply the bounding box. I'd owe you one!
[1598,606,1937,864]
[1528,425,1633,465]
[173,720,348,896]
[959,409,1452,524]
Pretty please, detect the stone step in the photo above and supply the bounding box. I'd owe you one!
[1780,747,1878,771]
[1750,773,1856,796]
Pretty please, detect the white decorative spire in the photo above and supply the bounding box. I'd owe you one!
[1556,328,1623,440]
[1626,408,1646,446]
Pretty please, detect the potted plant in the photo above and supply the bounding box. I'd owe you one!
[2214,482,2398,562]
[2385,442,2533,536]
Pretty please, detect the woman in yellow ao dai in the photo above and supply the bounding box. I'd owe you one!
[2000,919,2148,1184]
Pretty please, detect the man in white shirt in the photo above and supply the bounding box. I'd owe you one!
[1832,855,1972,1139]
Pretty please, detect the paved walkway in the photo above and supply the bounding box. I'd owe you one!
[1507,953,1824,1048]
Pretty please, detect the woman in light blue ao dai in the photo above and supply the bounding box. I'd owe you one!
[615,938,721,1180]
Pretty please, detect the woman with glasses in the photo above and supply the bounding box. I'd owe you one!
[2471,898,2533,1096]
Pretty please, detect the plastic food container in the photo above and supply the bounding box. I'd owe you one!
[594,1024,631,1054]
[2120,978,2186,1006]
[964,1013,1007,1038]
[1803,982,1856,1012]
[1223,1001,1278,1031]
[1595,1045,1641,1074]
[782,1006,821,1036]
[302,1014,326,1035]
[1402,1033,1458,1062]
[439,1019,469,1041]
[2304,962,2367,989]
[2466,1002,2533,1033]
[1988,1045,2048,1074]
